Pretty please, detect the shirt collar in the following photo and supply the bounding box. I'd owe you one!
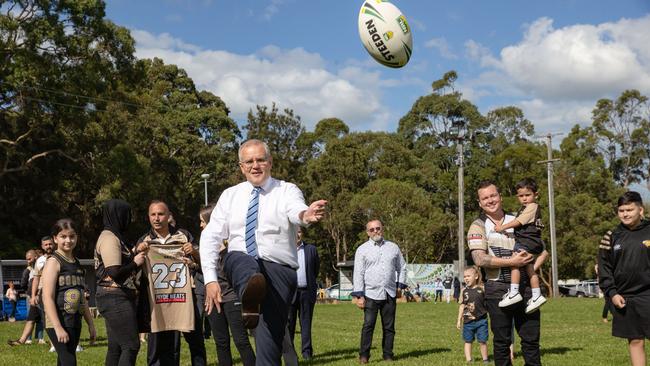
[245,176,275,193]
[148,226,176,241]
[297,242,304,250]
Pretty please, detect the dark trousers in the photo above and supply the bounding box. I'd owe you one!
[207,300,256,366]
[486,298,541,366]
[434,290,443,302]
[96,288,141,366]
[9,300,17,317]
[288,288,315,357]
[602,296,612,319]
[224,251,297,366]
[147,291,207,366]
[46,326,81,366]
[194,292,212,339]
[360,295,396,360]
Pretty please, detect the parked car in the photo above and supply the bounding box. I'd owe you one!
[325,284,352,300]
[325,284,340,299]
[558,280,600,297]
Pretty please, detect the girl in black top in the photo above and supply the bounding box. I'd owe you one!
[42,219,96,366]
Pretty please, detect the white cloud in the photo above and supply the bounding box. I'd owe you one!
[463,14,650,131]
[517,98,593,133]
[464,40,499,68]
[263,0,286,20]
[498,15,650,100]
[132,30,387,130]
[131,30,202,53]
[424,37,457,59]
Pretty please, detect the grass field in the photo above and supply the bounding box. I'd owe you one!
[0,297,646,365]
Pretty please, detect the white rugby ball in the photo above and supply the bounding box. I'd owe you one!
[358,0,413,68]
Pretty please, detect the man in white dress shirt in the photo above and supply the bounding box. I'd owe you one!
[351,219,407,364]
[200,139,327,366]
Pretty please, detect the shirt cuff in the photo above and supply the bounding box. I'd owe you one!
[351,291,365,298]
[606,288,618,298]
[202,270,219,284]
[397,282,408,290]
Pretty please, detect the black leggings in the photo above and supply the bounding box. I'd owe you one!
[602,296,612,319]
[208,300,256,366]
[46,326,81,366]
[96,288,140,366]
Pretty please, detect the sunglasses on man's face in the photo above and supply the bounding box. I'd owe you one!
[367,227,382,233]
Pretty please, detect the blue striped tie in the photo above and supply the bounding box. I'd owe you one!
[245,187,261,258]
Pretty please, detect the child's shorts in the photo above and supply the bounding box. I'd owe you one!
[462,317,489,343]
[612,295,650,339]
[513,240,544,255]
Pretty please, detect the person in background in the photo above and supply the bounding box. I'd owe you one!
[433,278,443,303]
[7,238,53,346]
[288,227,320,361]
[443,276,453,304]
[351,219,407,364]
[594,263,612,323]
[6,281,18,322]
[453,277,461,303]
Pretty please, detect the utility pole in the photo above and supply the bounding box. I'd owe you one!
[536,133,561,297]
[453,120,466,276]
[457,139,465,276]
[201,173,210,206]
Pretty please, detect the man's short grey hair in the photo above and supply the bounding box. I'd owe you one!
[238,139,271,162]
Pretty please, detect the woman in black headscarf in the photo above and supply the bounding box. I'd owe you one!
[94,199,145,366]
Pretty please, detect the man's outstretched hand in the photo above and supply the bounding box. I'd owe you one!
[301,200,328,224]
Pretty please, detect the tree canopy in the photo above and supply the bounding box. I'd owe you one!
[1,1,647,284]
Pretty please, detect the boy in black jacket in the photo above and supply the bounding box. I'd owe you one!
[598,191,650,366]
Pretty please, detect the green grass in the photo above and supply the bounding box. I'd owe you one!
[1,297,647,365]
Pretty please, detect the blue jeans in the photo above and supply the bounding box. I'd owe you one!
[462,317,489,343]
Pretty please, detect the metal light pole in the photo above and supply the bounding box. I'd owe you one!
[536,133,561,297]
[200,173,210,206]
[453,120,466,276]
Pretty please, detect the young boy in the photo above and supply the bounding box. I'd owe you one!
[494,178,547,313]
[456,266,489,364]
[598,191,650,366]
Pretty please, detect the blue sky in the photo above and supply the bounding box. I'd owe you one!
[104,0,650,136]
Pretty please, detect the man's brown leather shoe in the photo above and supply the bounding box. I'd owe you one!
[359,356,369,364]
[241,273,267,329]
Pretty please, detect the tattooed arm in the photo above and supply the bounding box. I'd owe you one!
[471,249,533,269]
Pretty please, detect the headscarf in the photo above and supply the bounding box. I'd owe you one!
[102,199,132,248]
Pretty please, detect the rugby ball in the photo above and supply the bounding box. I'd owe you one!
[358,0,413,68]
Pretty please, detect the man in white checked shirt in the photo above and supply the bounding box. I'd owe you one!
[200,139,327,366]
[352,219,407,364]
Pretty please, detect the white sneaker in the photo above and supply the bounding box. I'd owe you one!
[38,339,47,345]
[76,345,83,352]
[525,295,547,314]
[49,346,55,353]
[498,290,523,307]
[25,339,32,345]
